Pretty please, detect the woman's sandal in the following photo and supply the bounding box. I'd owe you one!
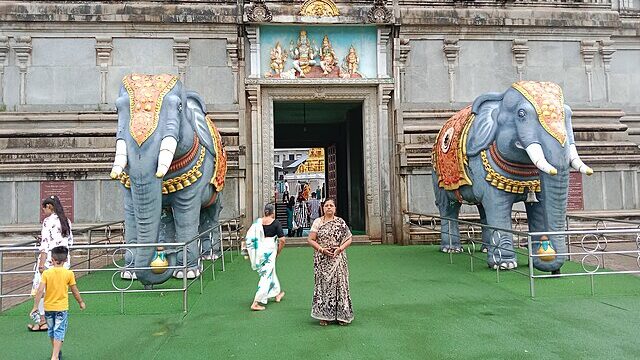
[319,320,329,326]
[27,322,48,332]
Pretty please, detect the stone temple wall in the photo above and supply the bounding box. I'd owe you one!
[0,1,638,242]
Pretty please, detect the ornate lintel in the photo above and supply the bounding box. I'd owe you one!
[300,0,340,17]
[511,39,529,79]
[95,36,113,67]
[226,37,239,70]
[13,36,32,70]
[0,36,9,66]
[368,0,393,24]
[247,0,273,23]
[580,40,598,73]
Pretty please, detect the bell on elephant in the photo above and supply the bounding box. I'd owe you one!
[525,187,539,203]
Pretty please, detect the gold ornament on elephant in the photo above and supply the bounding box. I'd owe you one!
[481,150,540,194]
[123,74,178,147]
[117,146,206,194]
[150,247,169,274]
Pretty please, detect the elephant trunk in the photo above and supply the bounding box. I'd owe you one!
[130,176,174,285]
[534,170,569,272]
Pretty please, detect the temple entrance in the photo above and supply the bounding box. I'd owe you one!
[273,102,365,236]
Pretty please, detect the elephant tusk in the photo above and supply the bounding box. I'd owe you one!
[569,144,593,175]
[156,137,177,178]
[110,139,127,179]
[525,143,558,176]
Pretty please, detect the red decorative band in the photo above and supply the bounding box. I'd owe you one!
[489,143,538,177]
[203,192,218,208]
[168,136,200,173]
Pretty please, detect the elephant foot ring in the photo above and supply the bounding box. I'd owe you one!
[490,261,518,270]
[441,246,464,254]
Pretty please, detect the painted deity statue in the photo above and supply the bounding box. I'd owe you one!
[343,45,360,76]
[290,30,318,78]
[319,35,337,75]
[269,42,288,76]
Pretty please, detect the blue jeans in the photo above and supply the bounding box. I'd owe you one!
[45,310,68,342]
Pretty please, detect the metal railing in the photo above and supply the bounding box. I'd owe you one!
[406,211,640,298]
[0,216,244,314]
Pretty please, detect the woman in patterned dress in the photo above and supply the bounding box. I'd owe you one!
[306,199,354,326]
[28,195,73,331]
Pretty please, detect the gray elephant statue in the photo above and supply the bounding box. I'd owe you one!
[110,73,227,285]
[432,81,591,272]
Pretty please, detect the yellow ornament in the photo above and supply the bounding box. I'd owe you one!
[537,238,556,262]
[150,248,169,274]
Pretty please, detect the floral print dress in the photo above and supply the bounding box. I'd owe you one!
[310,216,354,323]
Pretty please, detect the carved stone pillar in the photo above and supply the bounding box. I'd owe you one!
[0,36,8,106]
[13,36,32,105]
[511,39,529,81]
[580,40,598,103]
[246,27,260,78]
[95,36,112,105]
[379,84,394,243]
[599,40,616,103]
[443,37,459,103]
[377,27,391,78]
[173,37,190,84]
[246,85,261,219]
[227,37,239,104]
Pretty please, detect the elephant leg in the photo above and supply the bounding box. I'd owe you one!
[482,197,517,269]
[199,194,223,260]
[172,202,202,279]
[477,204,490,253]
[525,202,565,273]
[432,172,463,253]
[121,189,138,280]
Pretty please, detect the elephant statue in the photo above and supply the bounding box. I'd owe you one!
[110,74,227,285]
[432,81,591,272]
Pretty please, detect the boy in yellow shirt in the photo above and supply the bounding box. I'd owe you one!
[30,246,85,360]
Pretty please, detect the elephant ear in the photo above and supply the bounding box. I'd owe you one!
[563,104,576,145]
[466,92,504,157]
[186,91,216,157]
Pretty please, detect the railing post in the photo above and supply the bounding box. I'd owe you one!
[183,243,188,313]
[528,234,535,298]
[220,225,226,272]
[87,229,92,274]
[0,250,4,313]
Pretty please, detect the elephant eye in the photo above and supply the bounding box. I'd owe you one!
[178,103,183,112]
[518,109,526,118]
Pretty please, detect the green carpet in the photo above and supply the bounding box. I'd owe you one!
[2,246,640,360]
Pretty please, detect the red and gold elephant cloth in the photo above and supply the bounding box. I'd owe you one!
[512,81,566,146]
[433,106,474,191]
[206,115,227,192]
[123,74,179,147]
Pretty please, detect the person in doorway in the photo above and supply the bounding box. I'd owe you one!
[286,196,296,236]
[30,246,85,360]
[316,186,322,200]
[245,203,286,311]
[294,193,309,237]
[307,192,321,224]
[28,195,73,332]
[307,199,354,326]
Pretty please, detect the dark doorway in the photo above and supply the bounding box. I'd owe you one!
[273,102,365,234]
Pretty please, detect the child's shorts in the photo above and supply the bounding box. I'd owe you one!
[45,310,68,341]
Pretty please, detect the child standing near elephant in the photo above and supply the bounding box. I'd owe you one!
[31,246,85,360]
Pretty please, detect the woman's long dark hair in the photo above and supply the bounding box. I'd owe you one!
[287,196,295,210]
[42,195,70,237]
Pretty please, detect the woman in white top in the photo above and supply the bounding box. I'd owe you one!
[28,195,73,332]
